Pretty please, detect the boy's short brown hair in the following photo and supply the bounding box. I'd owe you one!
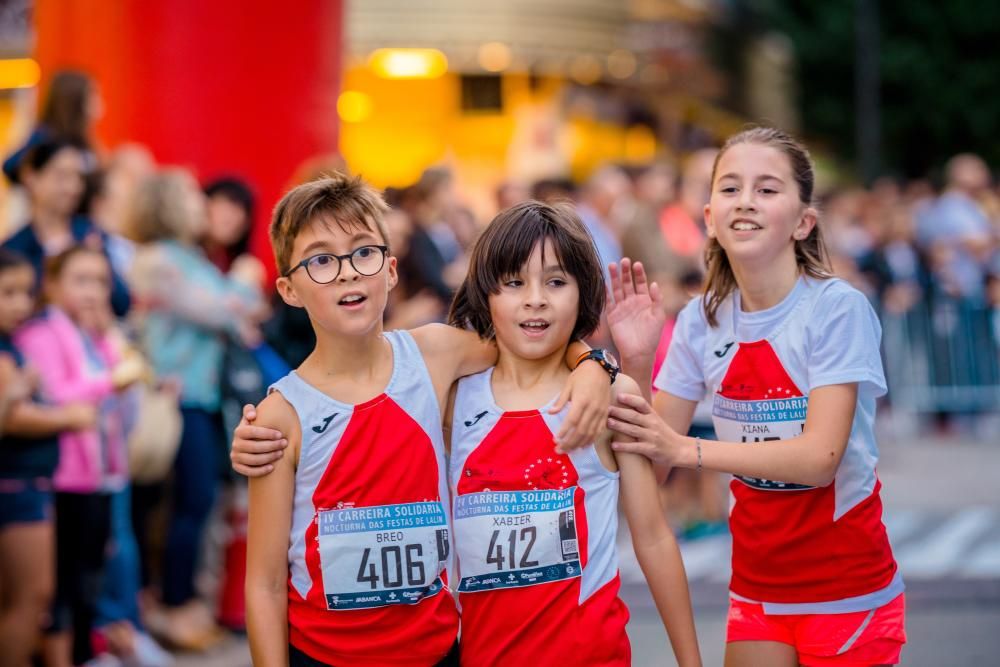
[449,200,606,341]
[270,173,390,275]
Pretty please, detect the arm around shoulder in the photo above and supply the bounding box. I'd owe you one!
[411,323,497,380]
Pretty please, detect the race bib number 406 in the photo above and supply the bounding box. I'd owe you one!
[317,501,449,611]
[454,487,581,593]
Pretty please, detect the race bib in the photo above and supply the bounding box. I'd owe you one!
[713,394,814,491]
[454,487,581,593]
[317,501,449,610]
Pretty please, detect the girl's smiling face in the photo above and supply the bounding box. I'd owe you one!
[488,238,580,362]
[704,142,816,270]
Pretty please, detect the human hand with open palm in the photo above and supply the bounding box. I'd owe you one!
[606,258,666,367]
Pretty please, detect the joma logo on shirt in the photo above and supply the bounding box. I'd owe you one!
[464,410,489,427]
[714,341,735,358]
[312,413,337,434]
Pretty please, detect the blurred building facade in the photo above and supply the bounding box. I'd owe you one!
[338,0,744,208]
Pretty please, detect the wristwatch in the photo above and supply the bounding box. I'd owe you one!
[574,349,620,384]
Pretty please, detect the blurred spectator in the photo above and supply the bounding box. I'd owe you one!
[857,204,930,314]
[633,161,677,211]
[0,249,67,667]
[623,149,716,282]
[381,203,444,330]
[3,70,103,185]
[202,177,261,278]
[988,273,1000,345]
[577,165,631,281]
[260,295,315,370]
[126,169,265,650]
[89,144,157,277]
[823,188,874,262]
[495,180,531,211]
[621,161,678,282]
[2,139,131,316]
[447,204,480,252]
[16,246,143,665]
[530,177,576,204]
[916,153,996,302]
[398,167,463,306]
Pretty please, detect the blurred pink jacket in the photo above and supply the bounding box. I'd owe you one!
[14,307,126,493]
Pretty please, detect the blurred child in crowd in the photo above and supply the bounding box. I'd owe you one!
[0,248,98,667]
[16,246,144,666]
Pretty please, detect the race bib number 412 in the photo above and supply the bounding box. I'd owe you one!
[454,487,580,593]
[317,501,449,611]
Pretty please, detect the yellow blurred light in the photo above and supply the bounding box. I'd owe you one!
[478,42,512,73]
[607,50,637,79]
[368,48,448,79]
[337,91,374,123]
[624,125,657,163]
[0,58,41,90]
[569,55,602,86]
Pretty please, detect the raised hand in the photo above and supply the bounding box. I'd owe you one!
[606,259,666,366]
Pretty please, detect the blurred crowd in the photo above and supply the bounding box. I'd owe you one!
[1,70,999,666]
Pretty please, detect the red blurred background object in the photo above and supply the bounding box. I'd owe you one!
[34,0,345,282]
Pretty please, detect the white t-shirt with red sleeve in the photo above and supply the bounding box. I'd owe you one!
[655,276,904,614]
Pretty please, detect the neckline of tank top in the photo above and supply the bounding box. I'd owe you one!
[284,333,403,410]
[479,366,562,418]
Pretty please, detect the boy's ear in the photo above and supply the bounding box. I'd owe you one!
[275,276,304,309]
[703,204,716,238]
[386,255,399,291]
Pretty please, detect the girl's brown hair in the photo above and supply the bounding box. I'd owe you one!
[44,245,108,283]
[448,200,605,341]
[702,127,832,326]
[40,71,94,143]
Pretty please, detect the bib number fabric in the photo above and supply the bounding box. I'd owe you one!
[713,395,814,491]
[454,487,580,593]
[317,501,449,610]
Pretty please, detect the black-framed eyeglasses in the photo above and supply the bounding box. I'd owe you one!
[283,245,388,284]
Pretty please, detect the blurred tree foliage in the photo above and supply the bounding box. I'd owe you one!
[712,1,1000,179]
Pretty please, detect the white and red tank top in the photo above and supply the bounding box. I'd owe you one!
[657,277,904,613]
[449,368,630,666]
[270,330,458,665]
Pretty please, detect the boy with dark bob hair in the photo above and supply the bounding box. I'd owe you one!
[242,173,613,666]
[449,201,606,342]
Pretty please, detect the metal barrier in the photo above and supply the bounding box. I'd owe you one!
[880,293,1000,414]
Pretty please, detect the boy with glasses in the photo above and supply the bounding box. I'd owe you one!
[242,174,612,666]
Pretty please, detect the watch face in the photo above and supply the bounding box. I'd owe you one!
[604,350,619,369]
